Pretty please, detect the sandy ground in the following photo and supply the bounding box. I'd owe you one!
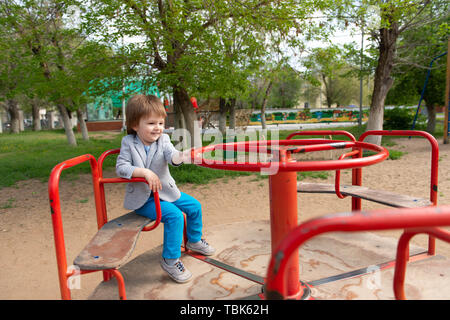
[1,137,450,300]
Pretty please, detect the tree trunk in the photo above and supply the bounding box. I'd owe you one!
[173,86,201,148]
[77,108,89,141]
[228,98,236,130]
[425,102,436,134]
[18,110,24,131]
[219,97,228,135]
[326,95,332,109]
[174,101,184,130]
[365,23,399,146]
[31,99,41,131]
[57,104,77,146]
[261,81,273,130]
[322,75,332,108]
[6,99,20,133]
[173,102,189,149]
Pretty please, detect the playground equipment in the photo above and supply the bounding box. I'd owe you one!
[48,129,447,300]
[189,129,440,299]
[48,150,162,300]
[265,205,450,299]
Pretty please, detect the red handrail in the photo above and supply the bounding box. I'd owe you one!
[265,205,450,300]
[393,227,450,299]
[335,150,360,199]
[48,154,102,300]
[358,130,439,206]
[97,149,162,232]
[287,130,361,204]
[286,130,356,141]
[357,130,439,254]
[192,139,388,172]
[49,149,163,300]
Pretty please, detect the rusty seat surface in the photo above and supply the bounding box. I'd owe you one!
[74,212,152,270]
[297,182,432,208]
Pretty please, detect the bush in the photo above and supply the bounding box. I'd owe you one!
[383,107,415,130]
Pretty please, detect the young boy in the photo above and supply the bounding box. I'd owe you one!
[116,94,215,283]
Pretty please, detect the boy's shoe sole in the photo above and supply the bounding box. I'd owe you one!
[159,258,192,283]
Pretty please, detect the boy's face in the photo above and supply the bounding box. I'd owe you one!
[133,113,165,145]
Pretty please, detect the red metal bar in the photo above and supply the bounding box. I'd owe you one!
[265,205,450,300]
[97,148,162,231]
[286,130,362,209]
[351,147,363,211]
[192,140,388,172]
[335,150,360,199]
[97,148,120,227]
[286,130,356,142]
[358,130,439,206]
[358,130,439,254]
[49,154,101,300]
[393,227,450,300]
[109,269,127,300]
[49,149,163,300]
[99,177,162,232]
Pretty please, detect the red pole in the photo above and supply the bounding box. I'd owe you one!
[49,164,71,300]
[394,227,450,299]
[265,205,450,299]
[109,269,127,300]
[49,154,99,300]
[269,170,301,298]
[359,130,439,254]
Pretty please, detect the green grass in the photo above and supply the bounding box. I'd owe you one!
[0,124,439,189]
[170,163,252,184]
[387,150,406,160]
[0,129,254,189]
[0,129,125,188]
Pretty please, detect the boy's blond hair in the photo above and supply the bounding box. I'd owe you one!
[126,94,167,135]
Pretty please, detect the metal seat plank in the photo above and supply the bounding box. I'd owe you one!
[297,182,432,208]
[74,212,152,270]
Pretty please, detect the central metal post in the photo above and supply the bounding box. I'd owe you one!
[269,171,302,298]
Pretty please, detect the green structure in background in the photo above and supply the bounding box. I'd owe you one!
[86,79,160,121]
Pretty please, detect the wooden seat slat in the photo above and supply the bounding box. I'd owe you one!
[74,212,152,270]
[297,182,432,208]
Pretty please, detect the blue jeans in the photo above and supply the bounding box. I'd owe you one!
[135,192,203,259]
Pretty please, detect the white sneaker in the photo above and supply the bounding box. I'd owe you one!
[186,239,216,256]
[159,258,192,283]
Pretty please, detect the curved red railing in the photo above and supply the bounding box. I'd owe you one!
[357,130,439,255]
[287,130,361,201]
[287,130,439,255]
[286,130,356,142]
[49,154,104,299]
[192,139,388,172]
[265,205,450,300]
[358,130,439,206]
[394,227,450,299]
[335,150,360,199]
[97,149,162,232]
[48,150,162,300]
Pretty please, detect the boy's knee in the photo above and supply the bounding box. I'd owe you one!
[192,198,202,212]
[165,209,185,224]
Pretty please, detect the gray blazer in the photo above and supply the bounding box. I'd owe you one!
[116,133,182,210]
